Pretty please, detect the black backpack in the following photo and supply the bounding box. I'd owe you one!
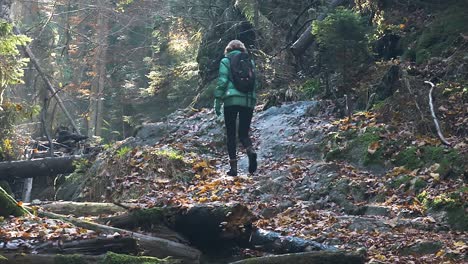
[227,52,256,93]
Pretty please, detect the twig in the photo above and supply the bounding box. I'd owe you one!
[402,69,425,121]
[425,81,451,146]
[366,93,376,111]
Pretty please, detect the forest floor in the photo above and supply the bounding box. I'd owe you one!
[1,101,467,264]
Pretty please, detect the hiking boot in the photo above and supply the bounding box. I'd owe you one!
[227,159,237,176]
[247,147,257,174]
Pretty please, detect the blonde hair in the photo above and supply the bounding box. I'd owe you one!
[224,40,247,55]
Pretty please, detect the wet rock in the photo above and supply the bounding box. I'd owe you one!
[293,143,322,160]
[135,123,179,144]
[338,216,391,232]
[353,205,391,217]
[260,207,280,219]
[400,240,443,256]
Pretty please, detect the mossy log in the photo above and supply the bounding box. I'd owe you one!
[0,186,29,217]
[32,237,138,255]
[0,156,80,179]
[229,251,366,264]
[33,201,131,216]
[0,252,182,264]
[101,203,333,254]
[102,202,257,251]
[36,210,201,263]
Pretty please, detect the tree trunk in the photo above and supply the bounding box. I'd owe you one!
[88,0,109,137]
[0,156,80,179]
[12,27,82,135]
[290,0,347,56]
[0,186,29,217]
[229,251,365,264]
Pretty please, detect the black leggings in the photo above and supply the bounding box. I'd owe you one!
[224,106,253,160]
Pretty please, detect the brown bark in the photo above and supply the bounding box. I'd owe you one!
[290,0,347,56]
[229,251,365,264]
[0,156,80,179]
[88,0,109,137]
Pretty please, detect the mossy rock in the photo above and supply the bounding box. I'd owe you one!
[394,146,464,177]
[100,252,179,264]
[418,188,468,231]
[415,49,430,64]
[389,174,412,190]
[55,172,87,201]
[55,255,89,264]
[195,79,217,108]
[400,241,443,256]
[325,127,386,171]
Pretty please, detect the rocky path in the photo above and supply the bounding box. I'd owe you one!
[54,101,466,263]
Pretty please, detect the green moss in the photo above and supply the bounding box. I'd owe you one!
[390,175,412,190]
[394,147,422,169]
[300,78,322,98]
[417,189,467,231]
[55,255,88,264]
[325,127,386,167]
[132,207,169,229]
[415,49,430,64]
[154,149,183,161]
[415,5,468,60]
[412,177,427,192]
[414,146,463,177]
[100,252,175,264]
[0,181,13,195]
[445,207,467,231]
[196,79,217,108]
[325,148,345,161]
[0,186,28,217]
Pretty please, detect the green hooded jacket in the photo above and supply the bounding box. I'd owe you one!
[214,50,257,109]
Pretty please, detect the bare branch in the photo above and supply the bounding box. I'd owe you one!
[425,81,451,146]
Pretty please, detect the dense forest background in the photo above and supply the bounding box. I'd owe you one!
[0,0,467,263]
[1,0,467,147]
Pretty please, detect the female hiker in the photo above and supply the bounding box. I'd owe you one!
[214,40,257,176]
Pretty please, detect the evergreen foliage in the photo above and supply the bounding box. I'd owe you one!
[0,21,30,88]
[312,8,371,88]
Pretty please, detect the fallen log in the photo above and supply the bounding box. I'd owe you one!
[32,237,138,255]
[229,251,365,264]
[31,201,131,216]
[0,156,81,179]
[100,203,333,254]
[290,0,347,56]
[36,209,201,263]
[0,252,183,264]
[249,229,336,253]
[101,202,257,251]
[0,186,30,217]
